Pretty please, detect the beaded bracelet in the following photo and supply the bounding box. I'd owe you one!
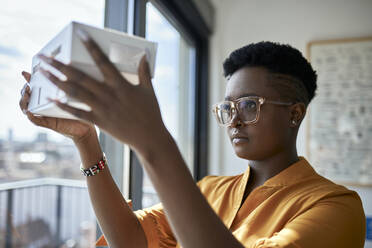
[80,153,107,177]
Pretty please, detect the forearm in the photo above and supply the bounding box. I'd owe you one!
[74,131,147,248]
[138,130,244,248]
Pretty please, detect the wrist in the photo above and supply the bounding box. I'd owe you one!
[80,153,107,176]
[72,126,97,146]
[135,127,176,165]
[73,128,103,169]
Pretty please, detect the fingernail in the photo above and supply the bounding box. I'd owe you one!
[22,109,27,114]
[76,28,90,42]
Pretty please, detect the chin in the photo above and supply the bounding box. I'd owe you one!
[232,142,270,161]
[233,145,258,160]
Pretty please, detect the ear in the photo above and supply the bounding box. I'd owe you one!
[289,102,306,127]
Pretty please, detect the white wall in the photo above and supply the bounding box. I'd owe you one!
[207,0,372,245]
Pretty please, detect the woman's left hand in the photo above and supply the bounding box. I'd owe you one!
[38,30,166,155]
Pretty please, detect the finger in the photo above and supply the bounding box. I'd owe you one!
[38,54,89,83]
[19,88,31,113]
[138,55,154,91]
[38,55,109,97]
[51,99,95,122]
[20,82,31,96]
[22,71,31,82]
[76,28,124,85]
[40,68,98,107]
[26,111,50,128]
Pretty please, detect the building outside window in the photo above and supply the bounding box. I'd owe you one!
[0,0,104,247]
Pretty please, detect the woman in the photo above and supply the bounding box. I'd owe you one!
[19,30,365,247]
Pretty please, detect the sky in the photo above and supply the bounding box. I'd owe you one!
[0,0,105,141]
[0,0,190,143]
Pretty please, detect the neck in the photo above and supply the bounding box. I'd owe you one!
[248,146,299,187]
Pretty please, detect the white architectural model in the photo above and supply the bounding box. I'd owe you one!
[28,21,157,119]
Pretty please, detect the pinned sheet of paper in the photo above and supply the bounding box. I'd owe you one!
[28,21,157,119]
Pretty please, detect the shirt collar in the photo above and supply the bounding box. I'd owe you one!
[244,156,316,187]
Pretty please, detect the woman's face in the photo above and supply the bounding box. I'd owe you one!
[225,66,295,161]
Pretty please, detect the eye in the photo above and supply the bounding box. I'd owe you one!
[216,102,232,124]
[239,100,257,111]
[220,103,231,112]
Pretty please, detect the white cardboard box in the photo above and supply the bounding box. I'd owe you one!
[28,21,157,119]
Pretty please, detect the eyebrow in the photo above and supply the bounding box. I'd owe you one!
[224,93,259,101]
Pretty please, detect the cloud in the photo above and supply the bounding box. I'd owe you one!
[0,0,104,141]
[0,63,9,70]
[0,44,22,57]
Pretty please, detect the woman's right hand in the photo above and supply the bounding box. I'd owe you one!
[19,71,97,143]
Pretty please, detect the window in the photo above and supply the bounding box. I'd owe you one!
[0,0,104,247]
[0,0,210,246]
[127,0,210,210]
[141,2,196,208]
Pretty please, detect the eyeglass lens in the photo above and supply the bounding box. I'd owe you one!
[217,99,258,124]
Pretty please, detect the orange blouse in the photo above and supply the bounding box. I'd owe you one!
[96,157,366,247]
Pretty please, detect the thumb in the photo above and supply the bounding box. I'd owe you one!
[22,71,31,83]
[138,55,153,90]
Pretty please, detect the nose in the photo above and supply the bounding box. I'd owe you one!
[229,109,243,128]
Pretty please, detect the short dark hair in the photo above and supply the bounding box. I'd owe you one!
[223,41,317,106]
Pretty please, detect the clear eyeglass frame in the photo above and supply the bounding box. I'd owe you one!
[212,96,293,127]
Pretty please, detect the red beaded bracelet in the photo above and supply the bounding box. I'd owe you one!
[80,153,107,177]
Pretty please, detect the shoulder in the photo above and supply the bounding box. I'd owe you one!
[315,178,364,214]
[293,171,362,202]
[284,171,365,221]
[286,178,366,246]
[279,158,362,205]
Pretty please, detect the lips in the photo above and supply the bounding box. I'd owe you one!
[230,130,249,144]
[232,137,249,144]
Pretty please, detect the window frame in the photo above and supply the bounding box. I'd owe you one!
[96,0,131,239]
[102,0,210,211]
[129,0,211,210]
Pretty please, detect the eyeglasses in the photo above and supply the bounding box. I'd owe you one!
[212,96,292,126]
